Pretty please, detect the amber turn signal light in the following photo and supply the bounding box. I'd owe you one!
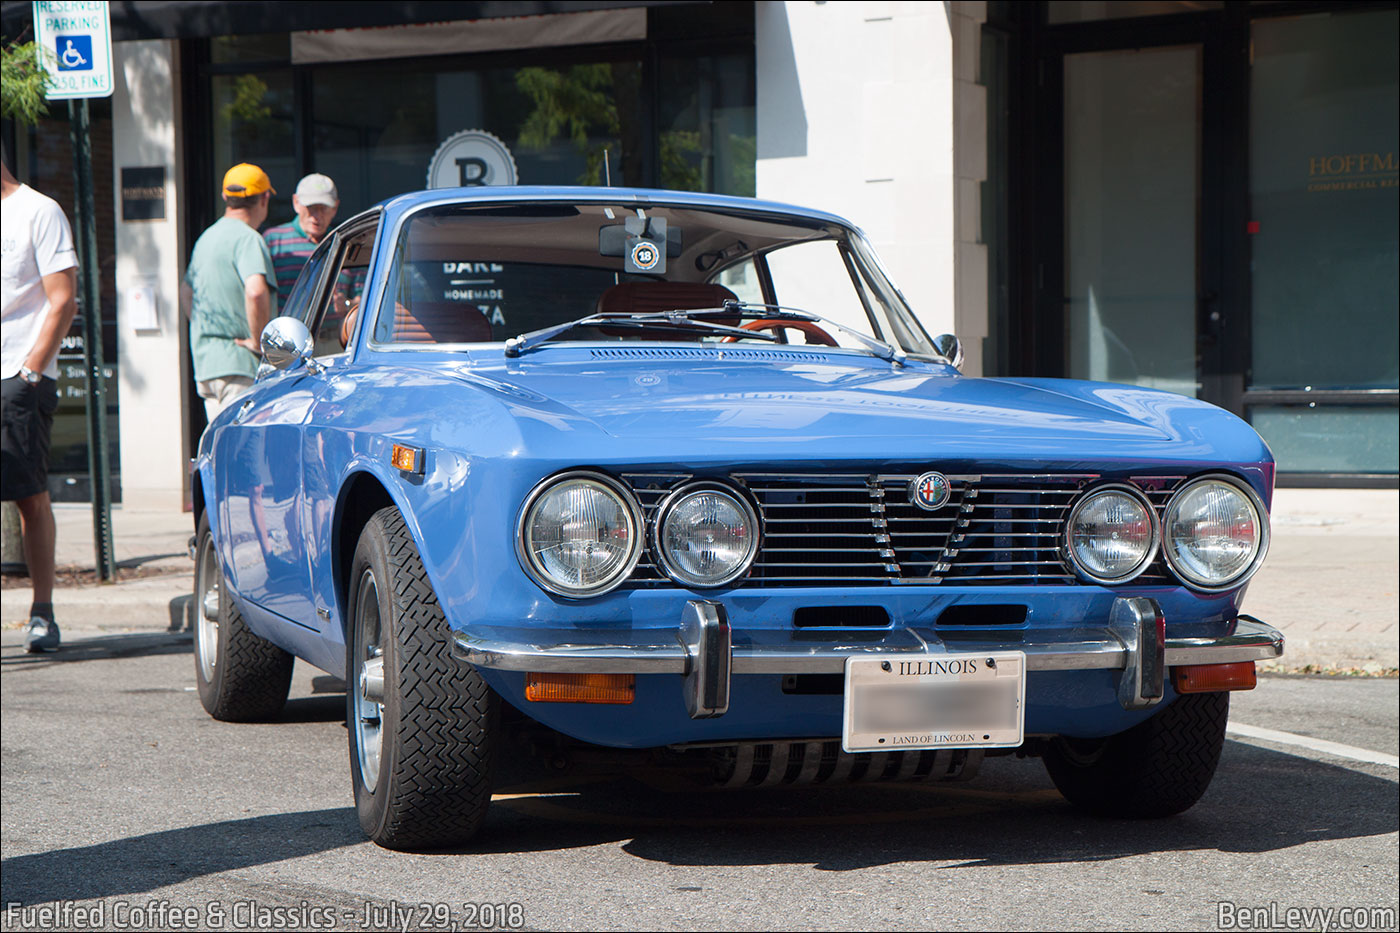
[524,672,635,704]
[390,443,423,474]
[1172,661,1257,694]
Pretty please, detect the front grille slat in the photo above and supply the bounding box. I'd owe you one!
[620,470,1184,588]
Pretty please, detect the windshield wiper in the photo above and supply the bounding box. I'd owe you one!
[711,300,908,367]
[503,312,778,357]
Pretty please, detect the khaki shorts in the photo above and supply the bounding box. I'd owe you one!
[197,375,254,421]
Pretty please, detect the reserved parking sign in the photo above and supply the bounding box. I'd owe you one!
[32,1,113,99]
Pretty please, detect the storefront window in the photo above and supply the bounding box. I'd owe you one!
[310,59,645,217]
[658,54,755,196]
[1063,45,1201,398]
[211,70,296,227]
[1249,8,1399,473]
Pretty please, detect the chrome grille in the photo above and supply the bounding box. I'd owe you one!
[622,471,1183,587]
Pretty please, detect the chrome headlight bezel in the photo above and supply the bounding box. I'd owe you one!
[652,482,761,588]
[516,470,644,599]
[1162,474,1270,593]
[1063,483,1161,585]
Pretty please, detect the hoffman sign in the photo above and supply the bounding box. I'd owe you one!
[32,0,114,99]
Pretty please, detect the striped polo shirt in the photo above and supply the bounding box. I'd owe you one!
[263,216,319,308]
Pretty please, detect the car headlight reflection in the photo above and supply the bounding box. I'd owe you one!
[1163,476,1269,591]
[1065,485,1159,584]
[656,484,759,588]
[519,473,642,597]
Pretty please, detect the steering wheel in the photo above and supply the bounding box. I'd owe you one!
[724,318,838,346]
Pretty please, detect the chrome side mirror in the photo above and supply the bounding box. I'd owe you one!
[932,333,964,370]
[260,317,320,373]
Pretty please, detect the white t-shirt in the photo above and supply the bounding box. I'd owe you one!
[2,183,77,379]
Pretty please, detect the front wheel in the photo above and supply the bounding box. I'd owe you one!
[346,507,496,850]
[1044,691,1229,818]
[192,512,294,722]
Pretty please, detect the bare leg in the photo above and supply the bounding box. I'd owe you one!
[15,490,55,605]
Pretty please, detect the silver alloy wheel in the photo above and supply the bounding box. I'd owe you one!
[353,568,384,790]
[195,532,220,683]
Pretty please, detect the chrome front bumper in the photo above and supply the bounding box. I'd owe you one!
[451,597,1284,718]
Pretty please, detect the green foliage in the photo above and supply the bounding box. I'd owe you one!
[222,74,272,127]
[660,130,702,191]
[1,39,53,126]
[515,65,620,185]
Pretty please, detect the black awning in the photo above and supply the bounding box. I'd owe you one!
[2,0,700,44]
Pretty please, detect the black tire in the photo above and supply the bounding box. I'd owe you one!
[346,506,496,850]
[1044,691,1229,818]
[192,512,294,722]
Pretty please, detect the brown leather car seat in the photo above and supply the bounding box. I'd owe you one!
[391,301,494,343]
[595,281,739,315]
[594,281,740,339]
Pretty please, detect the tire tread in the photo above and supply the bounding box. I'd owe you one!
[362,507,493,849]
[1045,691,1229,818]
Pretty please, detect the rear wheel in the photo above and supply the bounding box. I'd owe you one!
[1044,691,1229,818]
[346,506,496,850]
[192,512,294,722]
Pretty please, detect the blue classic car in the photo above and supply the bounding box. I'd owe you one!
[192,186,1283,850]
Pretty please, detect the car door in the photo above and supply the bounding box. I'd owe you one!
[298,215,382,638]
[213,241,336,630]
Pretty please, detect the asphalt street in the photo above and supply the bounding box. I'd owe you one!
[1,631,1396,933]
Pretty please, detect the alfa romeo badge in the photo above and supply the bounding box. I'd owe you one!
[909,471,951,511]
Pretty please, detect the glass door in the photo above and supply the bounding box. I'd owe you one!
[1245,8,1399,478]
[1063,44,1202,398]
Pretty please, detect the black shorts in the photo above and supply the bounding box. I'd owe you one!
[1,374,59,501]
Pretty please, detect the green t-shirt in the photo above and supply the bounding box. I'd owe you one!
[185,216,278,382]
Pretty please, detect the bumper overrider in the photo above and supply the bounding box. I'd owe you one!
[451,597,1283,720]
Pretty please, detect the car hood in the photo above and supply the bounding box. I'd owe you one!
[443,349,1268,465]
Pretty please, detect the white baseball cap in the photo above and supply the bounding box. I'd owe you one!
[295,173,338,207]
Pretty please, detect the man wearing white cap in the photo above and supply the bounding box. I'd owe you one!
[264,173,339,309]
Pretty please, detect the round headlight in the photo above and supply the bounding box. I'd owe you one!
[655,484,759,588]
[1065,485,1159,584]
[1163,476,1268,591]
[518,472,641,597]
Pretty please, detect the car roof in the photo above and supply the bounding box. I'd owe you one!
[375,186,860,233]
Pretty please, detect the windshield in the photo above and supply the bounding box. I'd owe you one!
[374,200,936,356]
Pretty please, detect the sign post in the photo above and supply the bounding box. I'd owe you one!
[33,0,116,581]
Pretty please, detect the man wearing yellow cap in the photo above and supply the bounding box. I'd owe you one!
[179,163,279,419]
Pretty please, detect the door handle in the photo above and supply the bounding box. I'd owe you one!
[232,399,255,424]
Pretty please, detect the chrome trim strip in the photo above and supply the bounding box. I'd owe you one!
[452,615,1284,675]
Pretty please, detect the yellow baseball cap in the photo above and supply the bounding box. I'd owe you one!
[222,163,275,198]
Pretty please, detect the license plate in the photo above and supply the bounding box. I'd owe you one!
[842,652,1026,753]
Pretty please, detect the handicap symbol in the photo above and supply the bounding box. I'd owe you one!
[55,35,93,72]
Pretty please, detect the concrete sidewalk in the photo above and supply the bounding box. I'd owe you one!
[2,490,1396,674]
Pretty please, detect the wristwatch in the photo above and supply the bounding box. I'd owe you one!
[18,366,42,386]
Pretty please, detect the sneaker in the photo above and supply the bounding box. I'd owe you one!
[24,617,60,653]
